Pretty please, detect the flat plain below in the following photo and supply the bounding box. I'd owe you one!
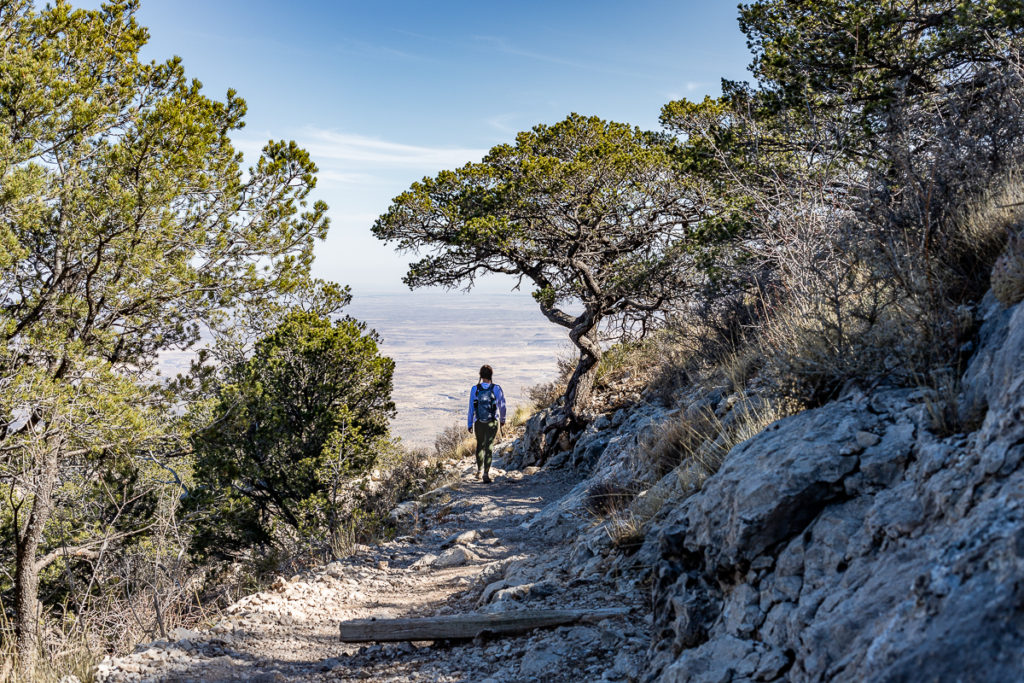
[345,290,570,448]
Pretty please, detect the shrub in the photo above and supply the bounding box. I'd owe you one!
[188,311,396,559]
[751,171,1024,405]
[594,330,693,403]
[328,442,453,557]
[434,423,472,460]
[757,285,917,405]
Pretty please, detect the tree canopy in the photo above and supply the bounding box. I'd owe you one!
[189,311,395,558]
[0,0,336,672]
[740,0,1024,113]
[374,113,712,424]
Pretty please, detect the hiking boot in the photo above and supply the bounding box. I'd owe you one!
[482,473,491,483]
[475,468,481,480]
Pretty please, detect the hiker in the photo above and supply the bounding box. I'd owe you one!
[468,364,506,483]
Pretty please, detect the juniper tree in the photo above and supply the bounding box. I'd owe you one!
[374,114,710,430]
[658,1,1024,403]
[188,311,395,558]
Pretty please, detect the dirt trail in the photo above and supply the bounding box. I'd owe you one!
[95,459,648,682]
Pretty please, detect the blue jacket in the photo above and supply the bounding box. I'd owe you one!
[468,382,506,429]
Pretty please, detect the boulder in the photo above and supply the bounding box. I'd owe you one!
[432,546,480,569]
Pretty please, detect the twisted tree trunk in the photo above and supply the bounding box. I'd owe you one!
[533,308,602,457]
[562,325,602,422]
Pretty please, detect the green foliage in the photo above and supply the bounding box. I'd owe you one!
[0,1,339,668]
[374,113,721,414]
[188,312,396,558]
[375,113,700,302]
[666,1,1024,187]
[0,0,331,450]
[740,0,1024,114]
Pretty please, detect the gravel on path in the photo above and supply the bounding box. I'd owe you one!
[95,459,649,682]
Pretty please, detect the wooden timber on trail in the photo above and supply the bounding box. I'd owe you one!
[338,607,631,642]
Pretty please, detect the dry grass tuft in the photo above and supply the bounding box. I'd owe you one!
[718,345,762,394]
[641,399,786,483]
[1,603,130,683]
[992,233,1024,307]
[509,403,535,429]
[583,480,638,517]
[966,174,1024,307]
[597,397,786,559]
[641,408,722,479]
[434,423,476,461]
[603,511,647,555]
[957,173,1024,291]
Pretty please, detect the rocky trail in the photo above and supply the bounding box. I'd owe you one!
[96,459,650,682]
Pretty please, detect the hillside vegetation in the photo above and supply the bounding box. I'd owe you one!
[4,0,1024,681]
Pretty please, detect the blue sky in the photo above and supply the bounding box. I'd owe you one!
[102,1,753,295]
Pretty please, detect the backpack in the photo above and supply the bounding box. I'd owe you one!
[474,383,498,422]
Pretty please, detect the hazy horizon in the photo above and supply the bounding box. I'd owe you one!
[346,290,573,447]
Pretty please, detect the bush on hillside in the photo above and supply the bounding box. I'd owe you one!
[187,312,396,559]
[434,423,476,461]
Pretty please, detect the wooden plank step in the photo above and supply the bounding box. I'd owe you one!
[338,607,630,642]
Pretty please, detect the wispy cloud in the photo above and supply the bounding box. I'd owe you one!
[234,128,489,188]
[486,112,522,134]
[298,127,488,169]
[330,39,427,63]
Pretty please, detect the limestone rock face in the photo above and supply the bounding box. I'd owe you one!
[649,297,1024,681]
[493,406,556,470]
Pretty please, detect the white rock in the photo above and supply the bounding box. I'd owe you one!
[389,500,421,522]
[412,553,438,569]
[433,546,480,568]
[171,627,202,641]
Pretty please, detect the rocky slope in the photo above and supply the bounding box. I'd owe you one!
[493,292,1024,681]
[644,293,1024,681]
[93,293,1024,682]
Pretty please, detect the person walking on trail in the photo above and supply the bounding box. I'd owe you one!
[468,364,506,483]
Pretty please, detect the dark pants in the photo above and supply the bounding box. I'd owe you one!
[474,420,499,475]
